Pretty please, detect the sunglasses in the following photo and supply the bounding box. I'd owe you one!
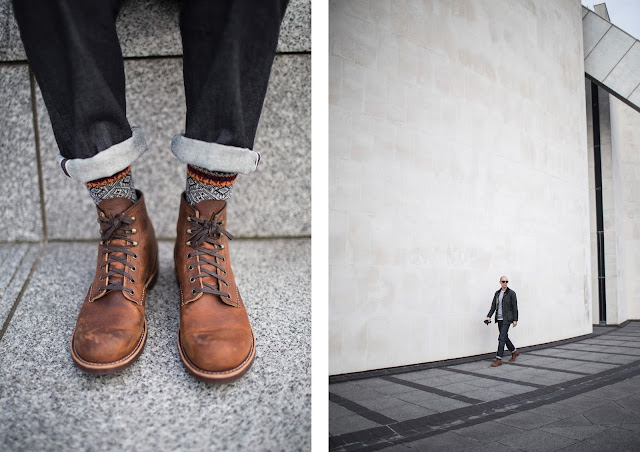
[501,280,508,283]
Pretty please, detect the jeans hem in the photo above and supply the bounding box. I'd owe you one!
[56,127,148,182]
[171,134,260,175]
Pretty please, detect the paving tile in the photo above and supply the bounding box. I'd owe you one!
[0,239,310,450]
[459,387,507,402]
[463,442,522,452]
[0,0,24,60]
[557,394,612,412]
[0,243,40,327]
[581,383,640,401]
[37,54,310,240]
[497,429,578,451]
[402,431,484,452]
[331,382,381,402]
[371,381,420,396]
[329,413,380,436]
[0,0,310,61]
[540,424,607,441]
[494,411,559,430]
[530,403,589,420]
[394,389,451,407]
[454,420,527,443]
[330,401,355,420]
[377,401,436,422]
[555,427,640,452]
[583,402,640,425]
[0,65,43,241]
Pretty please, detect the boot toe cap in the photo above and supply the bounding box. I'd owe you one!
[181,329,253,373]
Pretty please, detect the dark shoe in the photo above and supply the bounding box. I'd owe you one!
[174,194,255,383]
[509,350,520,362]
[70,191,159,374]
[490,359,502,367]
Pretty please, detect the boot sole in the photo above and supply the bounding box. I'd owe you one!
[70,260,159,375]
[177,329,256,384]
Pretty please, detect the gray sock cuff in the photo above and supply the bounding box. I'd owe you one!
[171,134,260,175]
[57,127,148,183]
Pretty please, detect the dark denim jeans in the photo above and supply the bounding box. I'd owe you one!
[497,320,515,359]
[13,0,288,161]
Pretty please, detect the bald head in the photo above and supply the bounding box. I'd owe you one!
[500,276,508,290]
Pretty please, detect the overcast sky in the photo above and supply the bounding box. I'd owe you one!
[582,0,640,39]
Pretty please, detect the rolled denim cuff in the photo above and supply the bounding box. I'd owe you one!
[171,134,261,175]
[56,127,148,183]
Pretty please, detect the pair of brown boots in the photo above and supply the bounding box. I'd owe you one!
[69,191,255,383]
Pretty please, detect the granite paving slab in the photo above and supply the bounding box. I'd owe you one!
[0,243,41,327]
[0,0,310,61]
[400,431,485,452]
[0,238,310,450]
[0,65,43,242]
[497,429,578,451]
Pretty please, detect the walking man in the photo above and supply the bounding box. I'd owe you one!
[486,276,519,367]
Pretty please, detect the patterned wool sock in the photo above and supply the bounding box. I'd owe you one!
[85,166,137,205]
[185,165,237,205]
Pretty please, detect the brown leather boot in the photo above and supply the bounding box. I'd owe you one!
[509,350,520,362]
[70,191,159,374]
[174,193,255,383]
[490,359,502,367]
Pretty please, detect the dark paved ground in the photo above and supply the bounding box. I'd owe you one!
[329,322,640,451]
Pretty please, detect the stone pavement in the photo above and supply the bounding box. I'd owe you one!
[0,238,310,450]
[330,322,640,451]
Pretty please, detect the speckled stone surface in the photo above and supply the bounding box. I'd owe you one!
[0,243,39,326]
[0,238,310,450]
[0,0,310,61]
[0,0,24,60]
[0,65,43,241]
[37,54,310,240]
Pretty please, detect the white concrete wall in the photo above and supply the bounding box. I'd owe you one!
[329,0,592,375]
[610,97,640,320]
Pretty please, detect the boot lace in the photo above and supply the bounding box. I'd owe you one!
[186,213,233,299]
[97,214,137,295]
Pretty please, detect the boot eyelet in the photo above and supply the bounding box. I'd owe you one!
[187,216,191,222]
[188,265,193,270]
[133,254,138,259]
[221,258,225,262]
[132,241,138,246]
[129,289,135,295]
[187,253,192,259]
[190,277,195,283]
[131,228,137,234]
[99,276,104,281]
[222,270,227,275]
[131,266,136,272]
[191,289,196,295]
[186,229,192,234]
[130,278,135,283]
[223,282,228,287]
[186,241,191,246]
[131,216,136,221]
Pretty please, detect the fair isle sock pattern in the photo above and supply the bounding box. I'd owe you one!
[185,165,237,205]
[85,166,137,205]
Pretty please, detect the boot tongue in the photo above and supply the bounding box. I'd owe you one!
[193,199,226,220]
[98,197,134,217]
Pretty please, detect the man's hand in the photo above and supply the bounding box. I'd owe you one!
[486,317,491,322]
[513,321,517,327]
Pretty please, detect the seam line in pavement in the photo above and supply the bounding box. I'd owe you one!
[577,342,640,349]
[525,351,625,365]
[382,376,484,404]
[329,392,397,425]
[442,367,546,389]
[0,244,46,343]
[509,362,591,376]
[330,357,640,451]
[556,345,640,357]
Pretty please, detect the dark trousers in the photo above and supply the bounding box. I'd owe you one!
[497,320,515,359]
[13,0,288,160]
